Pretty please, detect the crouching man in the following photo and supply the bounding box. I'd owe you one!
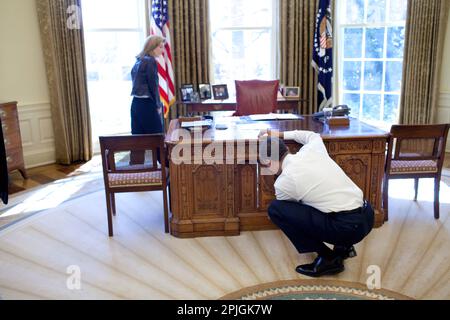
[258,129,374,277]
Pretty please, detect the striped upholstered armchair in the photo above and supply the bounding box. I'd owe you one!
[383,124,449,221]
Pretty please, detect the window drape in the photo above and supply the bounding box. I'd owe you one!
[36,0,92,164]
[166,0,211,120]
[399,0,449,125]
[279,0,319,114]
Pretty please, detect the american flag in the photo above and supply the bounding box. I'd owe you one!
[150,0,175,118]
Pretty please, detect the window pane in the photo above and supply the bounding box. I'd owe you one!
[85,32,141,81]
[343,93,361,118]
[210,0,272,28]
[365,28,385,58]
[343,61,362,90]
[83,0,141,29]
[387,27,405,58]
[364,61,383,91]
[212,29,272,91]
[385,61,403,92]
[362,94,381,121]
[389,0,407,21]
[345,0,364,24]
[383,94,400,123]
[344,28,363,58]
[367,0,386,23]
[84,31,142,138]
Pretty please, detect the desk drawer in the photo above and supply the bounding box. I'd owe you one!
[3,131,21,151]
[6,148,25,169]
[1,117,20,136]
[0,104,18,121]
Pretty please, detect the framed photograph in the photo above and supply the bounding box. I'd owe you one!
[180,84,194,102]
[198,83,212,100]
[283,86,300,98]
[212,84,229,100]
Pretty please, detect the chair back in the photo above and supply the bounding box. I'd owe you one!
[234,80,279,116]
[99,134,166,191]
[386,124,449,176]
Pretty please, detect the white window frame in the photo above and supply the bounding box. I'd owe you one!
[335,0,407,129]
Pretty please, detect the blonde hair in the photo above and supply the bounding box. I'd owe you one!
[137,35,165,59]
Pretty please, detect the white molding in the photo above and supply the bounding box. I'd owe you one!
[15,102,56,168]
[436,92,450,152]
[438,92,450,107]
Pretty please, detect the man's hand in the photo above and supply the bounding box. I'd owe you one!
[258,128,283,139]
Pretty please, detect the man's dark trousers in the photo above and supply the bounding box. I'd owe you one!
[268,200,374,254]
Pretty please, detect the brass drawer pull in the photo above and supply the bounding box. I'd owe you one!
[2,123,8,131]
[4,138,10,146]
[0,110,5,118]
[6,156,12,163]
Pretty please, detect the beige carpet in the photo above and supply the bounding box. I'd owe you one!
[0,170,448,299]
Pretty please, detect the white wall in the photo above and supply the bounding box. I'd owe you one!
[437,5,450,152]
[0,0,55,168]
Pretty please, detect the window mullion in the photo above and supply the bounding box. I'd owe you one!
[380,26,389,122]
[360,27,366,118]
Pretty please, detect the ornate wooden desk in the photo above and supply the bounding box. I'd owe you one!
[182,97,307,114]
[165,116,389,238]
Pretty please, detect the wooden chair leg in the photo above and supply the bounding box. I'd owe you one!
[162,186,169,233]
[110,193,116,216]
[414,178,419,201]
[19,167,28,179]
[383,176,389,221]
[168,180,172,212]
[105,191,114,236]
[434,176,440,219]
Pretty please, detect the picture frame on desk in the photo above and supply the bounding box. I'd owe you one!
[283,86,300,99]
[198,83,212,100]
[180,84,194,102]
[212,84,229,100]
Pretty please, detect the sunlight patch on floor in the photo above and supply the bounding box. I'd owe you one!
[389,178,450,204]
[1,173,102,218]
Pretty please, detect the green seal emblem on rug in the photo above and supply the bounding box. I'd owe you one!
[220,280,413,300]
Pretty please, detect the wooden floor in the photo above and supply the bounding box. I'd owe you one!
[0,161,449,299]
[7,158,102,195]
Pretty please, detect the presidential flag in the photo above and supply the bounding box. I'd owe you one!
[312,0,333,111]
[150,0,175,118]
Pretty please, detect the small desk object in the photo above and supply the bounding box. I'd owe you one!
[165,116,388,238]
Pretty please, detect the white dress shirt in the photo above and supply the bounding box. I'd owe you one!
[274,130,364,213]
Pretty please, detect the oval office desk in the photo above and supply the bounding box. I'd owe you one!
[181,97,307,114]
[165,116,389,238]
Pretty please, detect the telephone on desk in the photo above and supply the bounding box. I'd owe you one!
[312,105,350,119]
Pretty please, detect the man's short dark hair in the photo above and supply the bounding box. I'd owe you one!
[258,136,289,164]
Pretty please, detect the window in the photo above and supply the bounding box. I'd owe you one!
[209,0,278,97]
[336,0,407,127]
[82,0,146,150]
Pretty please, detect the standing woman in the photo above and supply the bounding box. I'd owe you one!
[130,35,165,135]
[130,35,165,164]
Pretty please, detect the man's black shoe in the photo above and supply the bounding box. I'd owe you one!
[333,245,357,259]
[295,256,344,277]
